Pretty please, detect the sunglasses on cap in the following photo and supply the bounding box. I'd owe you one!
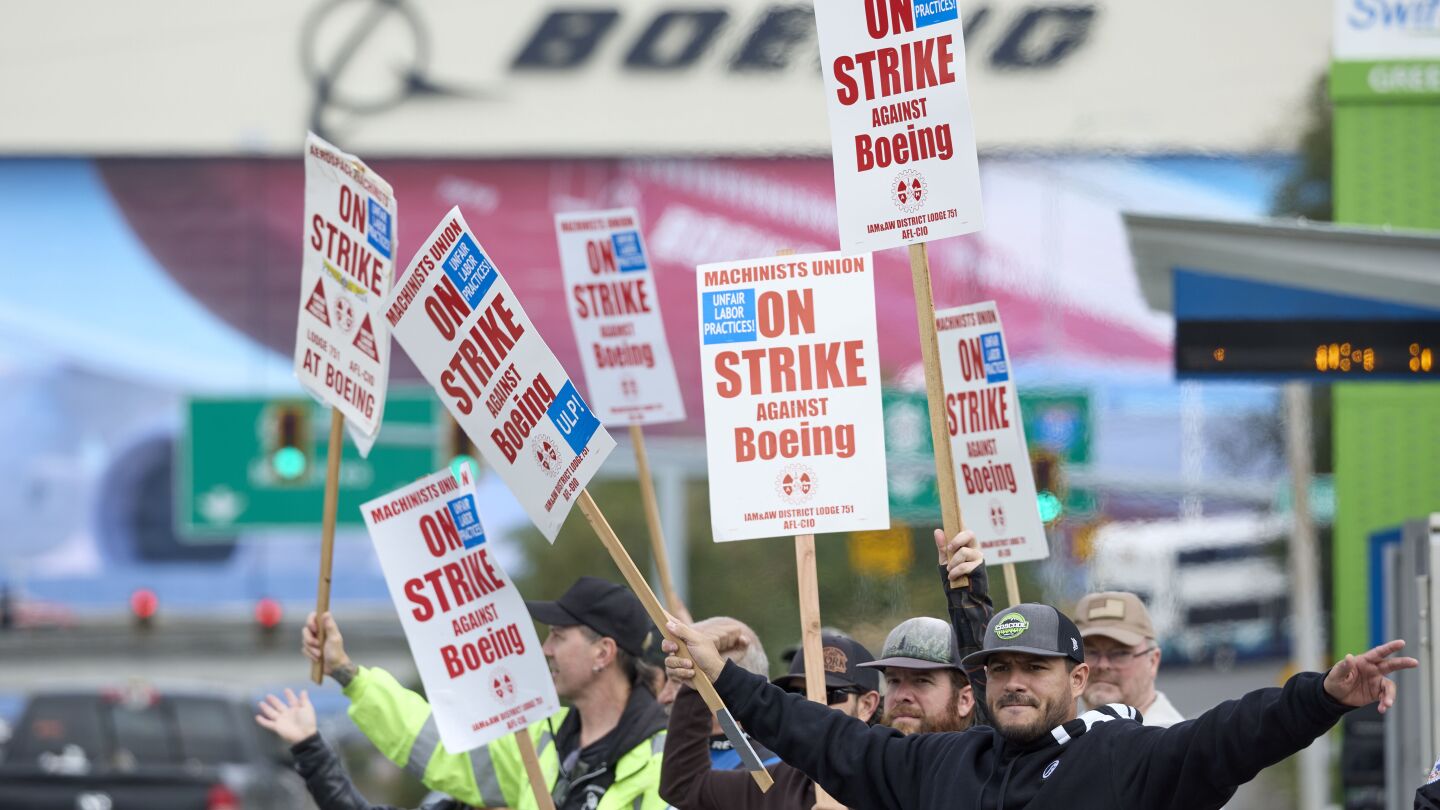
[783,685,863,705]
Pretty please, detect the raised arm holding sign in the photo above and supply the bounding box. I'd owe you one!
[294,133,398,682]
[386,208,773,793]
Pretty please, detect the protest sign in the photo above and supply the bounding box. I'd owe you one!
[697,251,890,541]
[362,467,558,752]
[935,301,1049,566]
[554,208,685,426]
[813,0,983,253]
[554,208,685,611]
[385,207,615,541]
[294,132,397,454]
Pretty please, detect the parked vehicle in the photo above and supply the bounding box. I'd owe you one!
[0,685,310,809]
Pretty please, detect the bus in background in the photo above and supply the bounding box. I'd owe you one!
[1087,513,1291,668]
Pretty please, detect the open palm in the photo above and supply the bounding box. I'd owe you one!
[255,689,317,744]
[1323,640,1418,713]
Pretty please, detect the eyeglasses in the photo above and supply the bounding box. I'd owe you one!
[785,686,862,705]
[1083,646,1156,665]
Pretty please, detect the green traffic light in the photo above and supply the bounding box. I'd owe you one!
[1037,491,1063,522]
[272,447,308,480]
[450,455,479,484]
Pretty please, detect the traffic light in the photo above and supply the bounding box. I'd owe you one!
[267,402,313,483]
[255,598,283,646]
[1031,451,1065,523]
[446,417,480,484]
[130,588,158,632]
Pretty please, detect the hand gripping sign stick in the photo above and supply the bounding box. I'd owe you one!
[310,410,346,683]
[578,490,776,792]
[629,425,684,615]
[909,243,974,594]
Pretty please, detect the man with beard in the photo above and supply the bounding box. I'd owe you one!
[1073,591,1184,726]
[661,596,1417,809]
[861,616,979,734]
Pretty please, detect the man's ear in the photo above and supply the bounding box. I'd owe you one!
[594,636,618,670]
[858,690,881,723]
[956,683,975,719]
[1070,662,1089,699]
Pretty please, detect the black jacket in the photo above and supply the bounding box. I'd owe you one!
[291,733,468,810]
[712,661,1352,809]
[1419,774,1440,810]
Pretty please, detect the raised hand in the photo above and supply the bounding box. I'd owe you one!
[255,689,317,745]
[662,619,728,683]
[302,611,352,681]
[936,528,983,586]
[1322,639,1419,713]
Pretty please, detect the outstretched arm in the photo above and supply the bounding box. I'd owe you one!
[1110,640,1418,809]
[936,529,991,717]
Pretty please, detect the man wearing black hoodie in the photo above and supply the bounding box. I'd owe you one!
[663,602,1417,809]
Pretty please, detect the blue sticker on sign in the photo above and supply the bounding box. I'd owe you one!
[980,332,1009,383]
[367,199,392,259]
[441,234,498,309]
[611,231,647,272]
[701,289,757,345]
[913,0,958,27]
[546,381,601,455]
[446,494,486,549]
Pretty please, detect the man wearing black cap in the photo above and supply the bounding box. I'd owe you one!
[660,626,879,810]
[663,588,1418,808]
[304,576,669,810]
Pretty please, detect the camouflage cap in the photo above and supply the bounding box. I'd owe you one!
[858,617,962,671]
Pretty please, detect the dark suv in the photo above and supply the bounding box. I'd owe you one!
[0,686,310,809]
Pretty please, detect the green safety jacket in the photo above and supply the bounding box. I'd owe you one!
[344,666,668,810]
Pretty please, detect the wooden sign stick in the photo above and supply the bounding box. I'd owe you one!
[908,243,975,593]
[310,408,346,684]
[577,490,775,792]
[770,247,831,709]
[515,730,558,810]
[629,425,683,615]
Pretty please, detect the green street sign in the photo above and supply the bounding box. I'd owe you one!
[178,390,442,537]
[883,388,1092,521]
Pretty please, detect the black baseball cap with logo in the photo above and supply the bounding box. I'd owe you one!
[525,576,655,657]
[772,632,881,693]
[961,603,1085,669]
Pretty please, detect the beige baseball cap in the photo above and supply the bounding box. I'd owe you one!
[1073,592,1156,648]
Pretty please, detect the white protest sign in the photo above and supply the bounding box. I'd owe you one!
[813,0,983,253]
[385,207,615,541]
[697,252,890,541]
[935,301,1048,564]
[294,132,396,456]
[554,209,685,426]
[362,467,559,752]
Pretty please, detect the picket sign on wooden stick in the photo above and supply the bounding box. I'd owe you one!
[1002,560,1022,608]
[629,425,683,615]
[577,490,775,793]
[907,243,978,594]
[515,731,558,810]
[310,409,346,683]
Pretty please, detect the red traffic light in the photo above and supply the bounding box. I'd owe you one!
[254,598,283,630]
[130,588,158,620]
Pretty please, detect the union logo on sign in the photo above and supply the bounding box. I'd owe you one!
[891,169,928,213]
[530,434,562,478]
[775,463,817,504]
[989,499,1006,532]
[492,668,518,705]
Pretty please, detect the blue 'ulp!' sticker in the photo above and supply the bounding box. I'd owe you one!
[980,332,1009,383]
[701,289,756,345]
[441,234,498,309]
[912,0,958,28]
[446,494,486,549]
[547,381,601,454]
[611,231,647,272]
[367,199,392,259]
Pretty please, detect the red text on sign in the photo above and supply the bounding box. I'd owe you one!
[404,547,506,622]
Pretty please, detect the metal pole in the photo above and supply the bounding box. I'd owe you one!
[658,466,689,606]
[1284,383,1329,809]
